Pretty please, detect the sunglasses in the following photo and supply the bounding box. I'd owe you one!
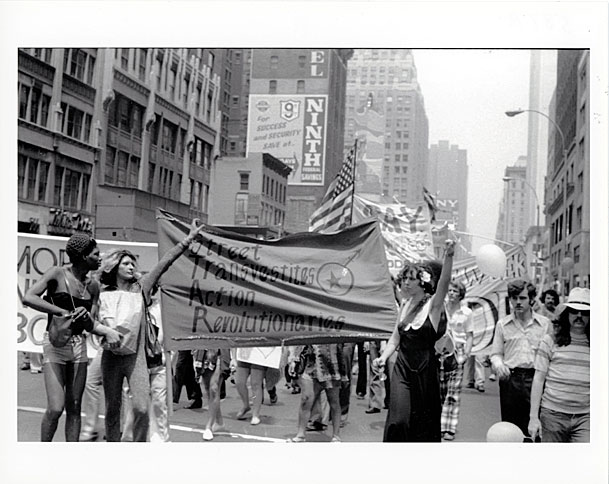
[568,308,590,316]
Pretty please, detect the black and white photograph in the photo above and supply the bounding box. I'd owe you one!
[2,2,608,484]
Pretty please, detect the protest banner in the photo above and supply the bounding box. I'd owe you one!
[451,244,528,354]
[351,195,435,275]
[17,233,157,356]
[156,209,398,350]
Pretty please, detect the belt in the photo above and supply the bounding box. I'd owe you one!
[510,367,535,375]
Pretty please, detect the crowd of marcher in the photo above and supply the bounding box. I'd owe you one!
[22,232,590,443]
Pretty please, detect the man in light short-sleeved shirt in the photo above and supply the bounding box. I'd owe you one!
[491,279,550,437]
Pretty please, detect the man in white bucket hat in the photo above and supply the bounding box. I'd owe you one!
[528,287,590,442]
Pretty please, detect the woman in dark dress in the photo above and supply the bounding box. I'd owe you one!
[23,233,121,441]
[373,240,455,442]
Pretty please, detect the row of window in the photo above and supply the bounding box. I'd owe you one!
[63,48,96,86]
[60,102,93,143]
[108,92,144,137]
[262,174,286,203]
[384,142,410,150]
[351,76,412,86]
[105,147,140,188]
[20,48,52,63]
[19,83,51,128]
[190,179,209,212]
[18,154,90,210]
[268,80,305,94]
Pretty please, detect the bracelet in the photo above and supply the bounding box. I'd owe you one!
[179,237,192,249]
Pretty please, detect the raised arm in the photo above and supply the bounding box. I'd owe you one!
[140,219,205,298]
[428,239,455,328]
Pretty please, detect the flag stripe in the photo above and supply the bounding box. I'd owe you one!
[309,144,356,233]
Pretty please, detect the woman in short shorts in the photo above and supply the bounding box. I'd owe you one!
[23,233,120,441]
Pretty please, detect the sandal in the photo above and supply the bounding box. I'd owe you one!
[286,436,306,443]
[306,421,327,432]
[236,407,251,420]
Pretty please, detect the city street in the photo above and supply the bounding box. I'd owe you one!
[17,363,500,443]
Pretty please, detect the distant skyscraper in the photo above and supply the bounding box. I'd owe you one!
[496,156,528,244]
[427,141,468,231]
[525,50,557,228]
[344,49,429,206]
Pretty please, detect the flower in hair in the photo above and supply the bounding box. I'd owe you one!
[419,270,432,284]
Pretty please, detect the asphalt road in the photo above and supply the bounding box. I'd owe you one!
[17,363,501,443]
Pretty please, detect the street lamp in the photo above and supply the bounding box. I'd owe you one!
[502,176,540,227]
[505,108,570,294]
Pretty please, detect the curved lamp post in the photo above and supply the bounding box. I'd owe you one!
[502,176,540,227]
[505,108,571,293]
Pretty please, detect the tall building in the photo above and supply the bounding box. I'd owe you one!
[427,141,468,231]
[524,50,557,229]
[427,140,470,259]
[18,48,100,237]
[95,48,222,241]
[496,157,528,244]
[240,48,352,234]
[545,49,590,294]
[17,47,224,242]
[344,49,429,206]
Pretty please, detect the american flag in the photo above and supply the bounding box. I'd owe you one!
[309,142,357,233]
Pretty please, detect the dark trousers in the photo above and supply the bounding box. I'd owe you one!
[173,350,202,404]
[339,342,368,416]
[499,368,535,437]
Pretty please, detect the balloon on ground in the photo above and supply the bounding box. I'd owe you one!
[486,421,524,442]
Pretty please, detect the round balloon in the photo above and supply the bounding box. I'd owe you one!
[486,421,525,442]
[476,244,507,278]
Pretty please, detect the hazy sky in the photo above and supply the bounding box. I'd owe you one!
[413,49,533,253]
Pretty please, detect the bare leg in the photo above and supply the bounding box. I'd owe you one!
[63,362,87,442]
[41,362,66,442]
[325,385,342,440]
[235,366,251,418]
[249,367,265,423]
[293,377,320,440]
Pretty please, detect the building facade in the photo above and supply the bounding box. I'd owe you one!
[240,49,352,234]
[544,49,590,294]
[344,49,429,207]
[95,48,222,242]
[496,157,528,245]
[18,48,99,237]
[207,152,290,233]
[18,47,225,243]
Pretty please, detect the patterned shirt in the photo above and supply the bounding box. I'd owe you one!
[446,303,473,347]
[534,333,590,414]
[491,311,550,369]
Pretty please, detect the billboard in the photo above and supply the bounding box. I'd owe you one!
[353,104,385,180]
[247,95,328,186]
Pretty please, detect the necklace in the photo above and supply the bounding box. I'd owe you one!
[68,267,89,298]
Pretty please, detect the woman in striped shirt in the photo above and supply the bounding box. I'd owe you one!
[528,287,590,442]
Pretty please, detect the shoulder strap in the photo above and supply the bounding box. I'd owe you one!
[62,268,77,311]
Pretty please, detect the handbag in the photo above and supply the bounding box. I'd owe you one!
[143,293,163,369]
[292,345,312,376]
[47,271,77,348]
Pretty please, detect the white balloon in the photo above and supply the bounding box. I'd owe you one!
[476,244,507,278]
[486,421,525,442]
